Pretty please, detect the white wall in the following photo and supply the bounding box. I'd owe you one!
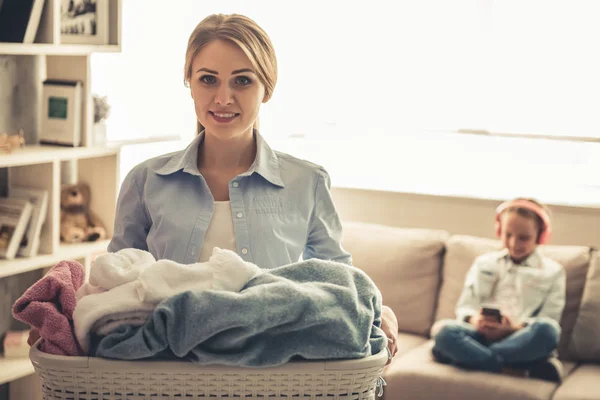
[332,187,600,247]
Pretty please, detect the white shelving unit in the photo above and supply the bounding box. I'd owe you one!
[0,1,123,397]
[0,357,38,386]
[0,43,120,56]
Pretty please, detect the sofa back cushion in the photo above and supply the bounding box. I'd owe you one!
[569,250,600,361]
[342,221,448,336]
[434,235,592,360]
[434,235,501,322]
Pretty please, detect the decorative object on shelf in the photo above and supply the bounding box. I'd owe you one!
[9,186,49,257]
[1,330,31,358]
[0,0,45,43]
[40,79,83,147]
[0,129,25,153]
[60,0,109,45]
[60,182,106,243]
[0,197,33,260]
[92,94,110,146]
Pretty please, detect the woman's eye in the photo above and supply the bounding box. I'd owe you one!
[235,76,252,85]
[200,75,216,84]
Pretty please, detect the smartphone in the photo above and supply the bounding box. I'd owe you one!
[481,306,502,323]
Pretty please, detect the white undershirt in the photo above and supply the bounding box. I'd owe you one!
[198,201,237,262]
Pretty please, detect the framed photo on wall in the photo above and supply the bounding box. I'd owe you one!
[60,0,109,45]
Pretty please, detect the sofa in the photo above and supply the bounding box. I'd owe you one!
[341,221,600,400]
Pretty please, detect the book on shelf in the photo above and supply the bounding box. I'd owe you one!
[9,186,49,258]
[0,0,46,43]
[0,197,33,260]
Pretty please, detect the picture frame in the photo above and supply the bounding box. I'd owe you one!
[60,0,109,45]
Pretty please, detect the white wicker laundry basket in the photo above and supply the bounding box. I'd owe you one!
[30,341,388,400]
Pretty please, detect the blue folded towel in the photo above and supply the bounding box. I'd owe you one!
[92,259,387,367]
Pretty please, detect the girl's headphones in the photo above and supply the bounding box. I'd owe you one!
[495,199,552,244]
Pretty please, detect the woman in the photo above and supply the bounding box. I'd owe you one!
[108,13,399,362]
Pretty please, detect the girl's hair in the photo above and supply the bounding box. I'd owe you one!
[183,14,278,134]
[500,197,551,241]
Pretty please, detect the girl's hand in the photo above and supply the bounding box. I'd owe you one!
[381,305,399,365]
[480,315,519,342]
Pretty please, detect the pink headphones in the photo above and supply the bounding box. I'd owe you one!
[495,199,552,244]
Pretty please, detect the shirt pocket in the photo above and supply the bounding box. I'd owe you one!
[251,195,284,215]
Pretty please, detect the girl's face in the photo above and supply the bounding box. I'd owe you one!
[190,39,266,141]
[500,211,539,263]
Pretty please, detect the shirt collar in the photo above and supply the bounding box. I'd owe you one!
[497,248,541,268]
[156,130,285,188]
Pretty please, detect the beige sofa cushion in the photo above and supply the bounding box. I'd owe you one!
[342,222,448,336]
[382,341,574,400]
[434,235,592,359]
[551,364,600,400]
[394,332,428,357]
[538,245,593,360]
[434,235,500,322]
[569,251,600,361]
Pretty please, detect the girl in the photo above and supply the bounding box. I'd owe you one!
[432,198,566,382]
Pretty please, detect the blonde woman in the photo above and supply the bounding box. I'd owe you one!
[109,14,399,362]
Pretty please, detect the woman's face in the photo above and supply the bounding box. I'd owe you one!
[190,39,266,141]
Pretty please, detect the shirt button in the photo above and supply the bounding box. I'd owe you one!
[236,212,243,218]
[232,181,239,188]
[241,248,248,254]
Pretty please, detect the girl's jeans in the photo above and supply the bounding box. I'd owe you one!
[432,317,560,372]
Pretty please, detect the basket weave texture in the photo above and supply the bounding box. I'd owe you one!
[30,341,388,399]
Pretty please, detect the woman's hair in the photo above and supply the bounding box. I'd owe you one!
[183,14,278,134]
[501,197,551,240]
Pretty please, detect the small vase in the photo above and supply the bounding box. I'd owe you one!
[93,121,107,146]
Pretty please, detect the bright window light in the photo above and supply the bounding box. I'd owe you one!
[92,0,600,206]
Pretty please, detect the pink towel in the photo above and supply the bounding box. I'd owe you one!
[12,260,85,356]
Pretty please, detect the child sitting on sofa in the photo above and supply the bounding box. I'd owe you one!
[432,198,566,382]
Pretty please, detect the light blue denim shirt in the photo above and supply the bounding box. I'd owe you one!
[108,131,351,268]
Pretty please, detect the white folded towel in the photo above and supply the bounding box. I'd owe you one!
[74,281,154,353]
[136,247,262,304]
[75,282,107,301]
[73,247,262,353]
[90,248,156,290]
[92,310,152,336]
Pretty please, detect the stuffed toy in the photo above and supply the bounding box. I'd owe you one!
[60,182,107,243]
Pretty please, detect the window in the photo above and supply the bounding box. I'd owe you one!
[92,0,600,206]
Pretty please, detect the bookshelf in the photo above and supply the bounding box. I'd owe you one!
[0,1,123,397]
[0,357,36,385]
[0,239,110,279]
[0,43,120,56]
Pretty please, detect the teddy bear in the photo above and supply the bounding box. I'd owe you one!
[60,182,107,243]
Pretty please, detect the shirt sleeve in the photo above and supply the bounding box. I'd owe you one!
[455,258,484,322]
[107,168,151,253]
[302,167,352,265]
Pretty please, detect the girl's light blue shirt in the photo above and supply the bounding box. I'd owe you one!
[108,132,351,268]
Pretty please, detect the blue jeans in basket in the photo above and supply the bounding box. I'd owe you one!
[432,318,560,373]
